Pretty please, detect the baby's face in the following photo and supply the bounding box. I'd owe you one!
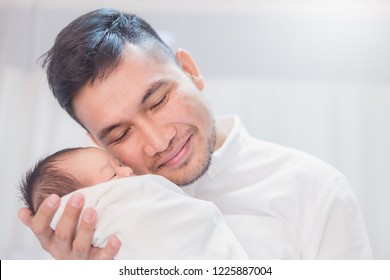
[63,147,134,187]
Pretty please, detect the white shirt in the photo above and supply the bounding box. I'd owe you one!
[182,116,372,259]
[51,175,249,259]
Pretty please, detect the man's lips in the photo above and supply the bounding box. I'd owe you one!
[158,134,192,169]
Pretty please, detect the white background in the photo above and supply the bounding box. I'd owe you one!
[0,0,389,259]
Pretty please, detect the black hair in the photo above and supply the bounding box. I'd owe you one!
[18,148,85,214]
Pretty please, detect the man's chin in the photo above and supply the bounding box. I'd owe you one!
[167,173,204,187]
[163,157,212,187]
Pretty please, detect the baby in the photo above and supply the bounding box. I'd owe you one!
[20,147,134,214]
[19,147,248,259]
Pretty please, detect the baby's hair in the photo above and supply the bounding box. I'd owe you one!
[19,147,87,214]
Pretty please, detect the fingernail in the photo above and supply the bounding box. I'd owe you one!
[109,236,120,247]
[82,209,95,224]
[46,194,59,208]
[70,193,83,208]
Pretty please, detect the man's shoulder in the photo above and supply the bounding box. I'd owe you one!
[241,136,347,185]
[216,115,348,188]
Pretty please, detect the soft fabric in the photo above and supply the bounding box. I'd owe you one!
[182,116,373,259]
[51,175,248,259]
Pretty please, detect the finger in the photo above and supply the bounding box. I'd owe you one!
[30,194,60,251]
[72,208,97,259]
[90,236,121,260]
[54,193,84,257]
[18,207,33,227]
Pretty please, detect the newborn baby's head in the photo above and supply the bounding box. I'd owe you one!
[19,147,133,213]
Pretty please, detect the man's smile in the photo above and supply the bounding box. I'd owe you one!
[152,127,195,172]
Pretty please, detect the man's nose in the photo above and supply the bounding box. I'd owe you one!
[141,120,175,157]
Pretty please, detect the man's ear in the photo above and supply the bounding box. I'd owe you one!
[175,49,204,90]
[87,131,101,148]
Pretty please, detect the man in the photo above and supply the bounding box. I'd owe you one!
[18,8,372,259]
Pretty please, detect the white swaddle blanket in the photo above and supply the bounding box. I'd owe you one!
[51,175,248,259]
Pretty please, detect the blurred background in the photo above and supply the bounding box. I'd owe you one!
[0,0,389,259]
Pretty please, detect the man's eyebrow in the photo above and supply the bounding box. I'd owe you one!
[141,80,170,104]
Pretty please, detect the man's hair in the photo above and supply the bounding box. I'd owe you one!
[19,148,85,214]
[41,8,175,127]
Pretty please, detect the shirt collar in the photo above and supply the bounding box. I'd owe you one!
[183,115,249,198]
[207,115,249,179]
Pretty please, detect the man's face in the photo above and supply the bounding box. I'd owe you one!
[73,45,216,186]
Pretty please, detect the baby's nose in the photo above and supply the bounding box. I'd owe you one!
[115,166,134,178]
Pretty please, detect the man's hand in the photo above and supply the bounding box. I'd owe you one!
[18,193,121,259]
